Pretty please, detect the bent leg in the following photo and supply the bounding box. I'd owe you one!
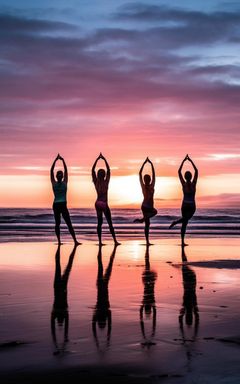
[134,206,157,224]
[62,207,77,243]
[169,217,183,229]
[180,203,195,244]
[148,207,157,219]
[133,206,145,223]
[133,217,145,223]
[143,207,157,220]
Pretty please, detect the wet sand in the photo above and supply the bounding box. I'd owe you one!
[1,238,240,383]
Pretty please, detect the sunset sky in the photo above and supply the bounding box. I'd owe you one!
[1,0,240,208]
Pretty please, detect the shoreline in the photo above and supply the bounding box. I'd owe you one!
[1,234,240,245]
[0,207,240,244]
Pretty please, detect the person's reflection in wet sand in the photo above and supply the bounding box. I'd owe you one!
[51,244,77,355]
[92,245,117,354]
[140,245,157,349]
[178,246,199,370]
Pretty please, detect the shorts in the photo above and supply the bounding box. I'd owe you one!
[53,202,68,217]
[95,200,108,211]
[141,204,157,219]
[181,202,196,220]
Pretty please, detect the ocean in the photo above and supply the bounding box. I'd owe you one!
[0,208,240,242]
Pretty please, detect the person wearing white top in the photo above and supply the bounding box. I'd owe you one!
[50,154,80,245]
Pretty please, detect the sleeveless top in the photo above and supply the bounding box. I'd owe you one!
[182,182,196,204]
[142,185,154,208]
[95,179,108,202]
[53,181,67,203]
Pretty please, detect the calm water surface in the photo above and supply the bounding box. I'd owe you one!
[1,239,240,380]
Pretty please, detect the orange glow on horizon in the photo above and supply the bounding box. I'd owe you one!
[1,173,240,208]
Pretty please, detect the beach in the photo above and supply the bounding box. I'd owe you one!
[1,233,240,383]
[1,208,240,242]
[2,0,240,381]
[2,0,240,380]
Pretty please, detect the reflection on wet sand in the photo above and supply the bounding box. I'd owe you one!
[92,245,117,354]
[3,240,240,383]
[178,246,199,370]
[140,245,157,348]
[51,244,77,355]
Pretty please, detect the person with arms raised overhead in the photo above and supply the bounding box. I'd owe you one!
[134,157,157,245]
[50,154,80,245]
[92,153,120,246]
[169,154,198,246]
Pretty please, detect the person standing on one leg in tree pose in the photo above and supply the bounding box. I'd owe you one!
[92,153,120,246]
[134,157,157,245]
[50,154,80,245]
[169,154,198,246]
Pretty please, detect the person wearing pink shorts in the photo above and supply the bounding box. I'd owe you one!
[92,153,120,246]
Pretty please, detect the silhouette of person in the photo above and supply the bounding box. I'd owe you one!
[50,154,80,245]
[51,244,77,355]
[169,154,198,246]
[92,153,120,245]
[140,245,157,348]
[134,157,157,245]
[92,245,117,353]
[178,246,199,369]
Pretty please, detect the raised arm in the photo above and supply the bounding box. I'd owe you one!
[100,153,110,183]
[148,158,155,187]
[92,155,100,184]
[178,155,188,185]
[59,155,68,183]
[50,154,59,184]
[139,158,148,188]
[188,156,198,184]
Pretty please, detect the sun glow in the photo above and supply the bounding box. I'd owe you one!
[109,175,180,207]
[1,172,240,208]
[110,175,143,206]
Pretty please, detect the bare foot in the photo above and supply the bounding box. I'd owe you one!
[134,218,145,223]
[169,221,176,229]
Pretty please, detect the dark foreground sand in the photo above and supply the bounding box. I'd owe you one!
[1,239,240,384]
